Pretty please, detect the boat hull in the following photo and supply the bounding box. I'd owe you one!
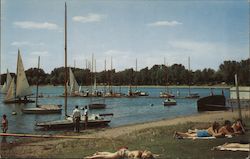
[36,119,110,130]
[22,108,62,114]
[197,95,229,111]
[88,103,106,109]
[3,99,35,104]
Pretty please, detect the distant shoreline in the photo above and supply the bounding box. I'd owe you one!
[31,85,231,89]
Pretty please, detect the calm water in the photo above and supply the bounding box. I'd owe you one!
[0,86,229,134]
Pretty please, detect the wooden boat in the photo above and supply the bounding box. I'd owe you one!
[1,69,12,94]
[36,114,111,130]
[22,57,62,114]
[163,98,177,106]
[197,95,230,111]
[3,52,34,104]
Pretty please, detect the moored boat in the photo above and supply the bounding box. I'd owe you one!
[163,98,177,106]
[197,95,230,111]
[3,50,34,104]
[22,104,62,114]
[160,92,175,98]
[22,57,62,114]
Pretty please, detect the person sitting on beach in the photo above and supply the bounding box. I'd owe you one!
[218,120,234,136]
[84,147,156,159]
[232,119,246,135]
[174,121,223,138]
[1,114,8,133]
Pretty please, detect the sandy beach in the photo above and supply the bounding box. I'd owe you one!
[1,109,249,158]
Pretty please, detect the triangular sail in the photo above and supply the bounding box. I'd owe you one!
[16,50,32,97]
[1,69,12,93]
[69,68,79,94]
[93,78,97,90]
[5,78,15,101]
[1,82,7,93]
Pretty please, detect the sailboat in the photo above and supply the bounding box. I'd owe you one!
[160,59,175,98]
[22,56,62,114]
[3,50,34,104]
[185,56,200,99]
[104,57,123,98]
[88,56,106,109]
[36,3,111,129]
[127,59,149,97]
[1,69,12,94]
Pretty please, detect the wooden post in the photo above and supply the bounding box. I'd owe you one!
[234,74,242,120]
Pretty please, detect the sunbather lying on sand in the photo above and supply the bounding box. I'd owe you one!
[84,147,156,159]
[174,121,224,138]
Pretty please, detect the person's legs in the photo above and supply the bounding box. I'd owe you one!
[84,152,119,159]
[176,132,196,137]
[76,117,80,133]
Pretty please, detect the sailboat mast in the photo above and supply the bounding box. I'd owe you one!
[35,56,40,107]
[64,2,68,117]
[188,56,191,96]
[110,56,113,93]
[135,58,137,90]
[15,49,20,99]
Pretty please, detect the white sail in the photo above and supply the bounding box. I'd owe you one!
[69,68,79,94]
[1,69,12,93]
[1,82,7,93]
[93,77,97,90]
[5,78,15,101]
[16,50,32,97]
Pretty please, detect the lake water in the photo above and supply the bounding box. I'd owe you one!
[0,86,229,134]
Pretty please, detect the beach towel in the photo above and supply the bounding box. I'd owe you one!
[182,135,233,140]
[212,143,250,152]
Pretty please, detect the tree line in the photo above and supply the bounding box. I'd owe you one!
[1,59,249,86]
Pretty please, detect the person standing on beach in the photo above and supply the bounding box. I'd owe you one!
[72,106,81,133]
[84,106,88,130]
[1,114,8,133]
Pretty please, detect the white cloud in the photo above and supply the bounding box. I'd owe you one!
[13,21,59,30]
[72,13,106,23]
[11,41,45,47]
[148,20,182,27]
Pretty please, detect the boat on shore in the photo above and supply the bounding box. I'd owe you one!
[36,114,111,130]
[197,95,230,111]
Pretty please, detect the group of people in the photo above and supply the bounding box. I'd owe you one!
[174,119,245,138]
[72,105,88,133]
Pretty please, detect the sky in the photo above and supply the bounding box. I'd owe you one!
[1,0,249,74]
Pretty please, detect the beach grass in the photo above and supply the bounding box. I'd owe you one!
[42,119,249,159]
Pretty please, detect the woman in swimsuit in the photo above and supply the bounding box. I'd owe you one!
[84,147,155,159]
[231,119,245,134]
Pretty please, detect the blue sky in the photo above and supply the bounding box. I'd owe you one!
[1,0,249,73]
